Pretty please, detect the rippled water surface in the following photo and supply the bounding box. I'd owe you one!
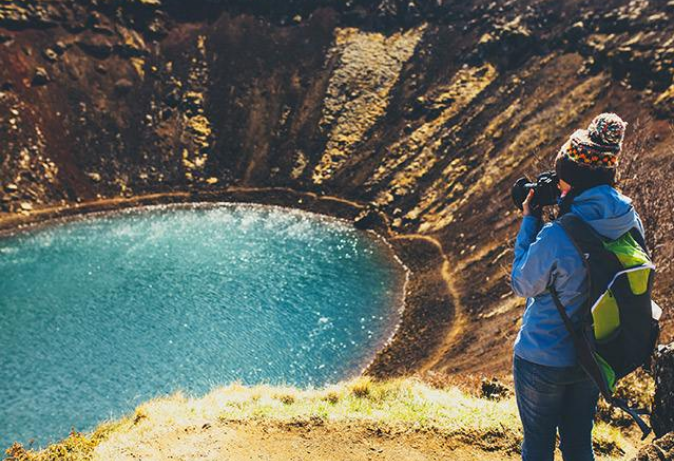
[0,203,406,449]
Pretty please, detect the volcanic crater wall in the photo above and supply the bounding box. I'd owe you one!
[1,0,673,375]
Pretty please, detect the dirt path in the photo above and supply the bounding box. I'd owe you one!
[94,420,519,461]
[390,234,467,374]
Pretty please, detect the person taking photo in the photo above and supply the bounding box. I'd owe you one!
[510,113,645,461]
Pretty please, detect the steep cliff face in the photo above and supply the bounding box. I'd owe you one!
[1,0,672,375]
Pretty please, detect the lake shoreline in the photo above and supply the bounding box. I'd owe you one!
[0,187,457,380]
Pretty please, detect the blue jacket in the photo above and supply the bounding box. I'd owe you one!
[512,185,645,367]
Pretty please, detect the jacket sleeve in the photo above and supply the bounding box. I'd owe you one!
[511,216,560,298]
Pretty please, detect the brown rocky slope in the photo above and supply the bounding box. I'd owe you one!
[1,0,673,380]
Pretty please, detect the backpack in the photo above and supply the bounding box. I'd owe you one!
[549,213,660,438]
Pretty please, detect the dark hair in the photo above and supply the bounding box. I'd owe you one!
[555,155,617,190]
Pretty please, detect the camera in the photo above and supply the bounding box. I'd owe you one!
[511,171,560,212]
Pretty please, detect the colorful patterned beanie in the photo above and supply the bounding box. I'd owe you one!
[555,113,628,188]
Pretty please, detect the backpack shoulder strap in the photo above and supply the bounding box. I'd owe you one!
[549,215,607,394]
[555,214,595,314]
[557,213,605,259]
[629,227,650,257]
[558,213,626,300]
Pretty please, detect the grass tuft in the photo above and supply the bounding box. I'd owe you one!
[132,408,147,426]
[4,418,131,461]
[277,394,296,405]
[323,391,340,404]
[349,376,373,398]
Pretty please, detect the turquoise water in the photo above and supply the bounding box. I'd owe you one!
[0,203,406,449]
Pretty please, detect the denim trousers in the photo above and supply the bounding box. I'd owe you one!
[513,354,600,461]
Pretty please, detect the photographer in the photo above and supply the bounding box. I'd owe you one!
[510,113,645,461]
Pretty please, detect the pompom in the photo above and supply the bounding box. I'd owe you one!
[587,112,627,147]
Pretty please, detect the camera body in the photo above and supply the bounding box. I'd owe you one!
[512,171,560,212]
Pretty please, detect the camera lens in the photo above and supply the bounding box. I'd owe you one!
[512,177,531,210]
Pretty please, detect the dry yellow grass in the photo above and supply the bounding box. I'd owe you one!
[5,377,634,461]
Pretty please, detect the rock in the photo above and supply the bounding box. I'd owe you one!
[53,41,67,54]
[32,67,49,86]
[4,183,18,193]
[146,16,168,38]
[164,87,181,107]
[475,17,535,69]
[116,28,149,58]
[138,0,162,7]
[86,172,101,183]
[376,0,398,27]
[88,11,115,35]
[63,20,87,34]
[117,43,148,58]
[480,377,511,400]
[653,343,674,437]
[654,85,674,119]
[19,202,32,211]
[114,79,134,96]
[159,108,173,120]
[18,169,34,181]
[42,48,58,62]
[563,21,586,48]
[631,343,674,459]
[76,36,114,59]
[354,206,388,233]
[182,91,203,114]
[629,432,674,460]
[645,12,669,25]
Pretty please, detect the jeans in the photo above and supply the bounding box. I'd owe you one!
[513,354,600,461]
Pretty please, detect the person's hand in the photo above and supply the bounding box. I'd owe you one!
[522,189,541,218]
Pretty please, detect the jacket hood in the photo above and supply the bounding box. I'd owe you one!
[569,185,638,239]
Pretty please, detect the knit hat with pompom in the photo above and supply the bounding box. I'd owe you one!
[555,113,628,189]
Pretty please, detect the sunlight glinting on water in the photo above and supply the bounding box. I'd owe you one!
[0,203,406,449]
